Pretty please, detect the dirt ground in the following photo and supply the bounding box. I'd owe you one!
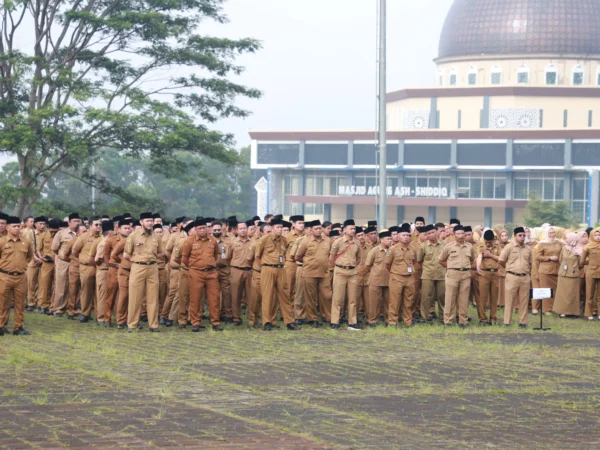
[1,308,600,449]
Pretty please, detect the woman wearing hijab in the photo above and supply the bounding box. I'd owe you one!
[497,229,509,308]
[534,226,562,315]
[553,232,583,317]
[581,227,600,320]
[579,230,589,313]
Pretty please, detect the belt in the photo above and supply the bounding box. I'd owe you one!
[216,264,227,269]
[99,268,108,271]
[133,261,156,265]
[80,262,93,266]
[109,264,120,269]
[119,267,130,272]
[231,266,251,271]
[43,259,54,264]
[263,264,283,268]
[0,269,24,276]
[253,268,260,273]
[58,256,70,263]
[159,268,165,271]
[451,268,470,272]
[193,266,215,272]
[170,266,180,270]
[482,268,498,272]
[181,267,189,271]
[297,263,303,267]
[508,271,527,277]
[335,264,356,270]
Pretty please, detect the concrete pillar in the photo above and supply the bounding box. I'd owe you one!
[564,139,572,168]
[428,206,436,224]
[563,172,572,201]
[505,208,514,225]
[590,170,600,226]
[429,97,438,129]
[348,140,353,167]
[480,96,490,128]
[450,206,457,221]
[450,140,457,166]
[324,204,332,222]
[506,139,513,168]
[299,141,305,167]
[505,172,513,200]
[346,204,354,219]
[396,205,404,224]
[299,169,306,215]
[450,172,457,199]
[398,140,404,167]
[484,207,492,228]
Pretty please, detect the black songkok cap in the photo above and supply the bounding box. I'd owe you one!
[415,216,425,223]
[450,218,460,225]
[245,219,254,227]
[152,213,161,219]
[48,219,60,229]
[389,226,399,233]
[514,227,525,235]
[484,230,495,241]
[399,224,411,234]
[102,222,113,233]
[227,215,237,222]
[122,212,132,219]
[132,220,141,227]
[379,230,391,238]
[304,220,314,228]
[271,218,283,226]
[153,224,163,230]
[274,214,283,220]
[355,226,365,234]
[463,226,473,233]
[102,215,110,220]
[112,215,123,222]
[424,224,435,232]
[68,212,80,220]
[282,221,292,229]
[140,212,153,220]
[331,223,341,229]
[454,225,464,232]
[416,226,427,233]
[118,219,130,227]
[343,219,355,228]
[195,218,209,227]
[60,221,68,228]
[183,222,195,234]
[368,220,377,227]
[329,230,340,238]
[176,216,185,224]
[289,215,304,222]
[311,219,322,227]
[7,216,20,225]
[34,216,47,223]
[365,226,377,234]
[170,222,177,228]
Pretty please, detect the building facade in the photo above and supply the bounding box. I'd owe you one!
[249,0,600,227]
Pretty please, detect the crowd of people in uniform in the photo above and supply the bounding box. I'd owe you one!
[0,210,599,336]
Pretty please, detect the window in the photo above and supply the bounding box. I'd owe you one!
[457,172,505,199]
[304,143,347,165]
[572,65,584,85]
[545,64,557,85]
[457,143,507,166]
[305,203,324,215]
[468,66,477,85]
[257,143,299,165]
[491,66,502,85]
[571,174,589,223]
[438,69,444,86]
[305,171,349,196]
[513,172,565,201]
[353,142,399,165]
[449,68,457,86]
[573,142,600,165]
[517,65,529,84]
[513,143,564,166]
[282,173,302,216]
[597,67,600,86]
[404,143,451,165]
[404,172,451,198]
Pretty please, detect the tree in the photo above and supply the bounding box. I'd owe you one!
[0,0,260,216]
[523,196,578,228]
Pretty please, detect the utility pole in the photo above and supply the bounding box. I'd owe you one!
[377,0,387,227]
[91,162,96,214]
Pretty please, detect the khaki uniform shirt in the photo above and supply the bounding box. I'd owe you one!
[104,234,120,266]
[385,243,415,277]
[581,245,600,278]
[72,231,102,266]
[171,236,188,269]
[93,238,108,269]
[27,230,44,267]
[39,231,57,262]
[536,241,563,275]
[52,228,77,261]
[124,229,164,264]
[290,235,306,266]
[478,242,501,271]
[166,231,186,268]
[0,235,34,273]
[181,235,218,269]
[559,248,581,279]
[110,238,132,271]
[214,235,233,268]
[330,236,360,275]
[285,229,304,263]
[357,242,373,286]
[226,236,252,268]
[439,241,477,280]
[417,240,446,280]
[366,245,390,286]
[296,235,330,278]
[255,234,287,266]
[499,242,532,275]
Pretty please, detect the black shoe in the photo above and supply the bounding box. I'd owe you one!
[127,328,135,333]
[191,325,204,332]
[159,317,167,325]
[308,321,322,328]
[67,315,75,320]
[340,317,348,324]
[140,315,148,322]
[178,324,186,329]
[46,309,53,316]
[202,314,209,320]
[117,324,126,330]
[165,320,173,327]
[79,315,89,323]
[222,317,234,323]
[519,324,528,329]
[479,320,490,326]
[287,323,301,331]
[96,320,102,326]
[263,323,274,331]
[39,308,47,314]
[26,306,34,312]
[13,327,31,336]
[331,323,340,330]
[149,328,160,332]
[186,320,192,326]
[54,313,62,318]
[459,323,469,329]
[233,321,243,326]
[104,322,110,328]
[368,323,377,328]
[295,319,304,325]
[347,323,363,331]
[0,327,3,336]
[213,324,224,331]
[467,317,472,322]
[378,315,385,322]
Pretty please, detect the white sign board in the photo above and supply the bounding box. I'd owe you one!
[254,177,268,219]
[338,185,448,198]
[531,288,553,300]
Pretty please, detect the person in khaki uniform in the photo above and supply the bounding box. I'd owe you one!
[90,221,113,326]
[290,222,311,325]
[26,216,46,312]
[355,227,372,318]
[152,224,169,316]
[464,226,480,316]
[72,217,103,323]
[296,219,331,327]
[124,212,164,332]
[439,225,476,327]
[174,222,195,328]
[417,224,446,323]
[37,220,59,315]
[284,215,305,320]
[553,232,583,317]
[211,220,233,323]
[410,227,427,320]
[581,227,600,319]
[110,222,133,330]
[497,229,509,307]
[65,224,86,318]
[534,227,562,314]
[182,218,222,331]
[247,222,270,327]
[161,217,191,325]
[476,230,501,324]
[51,213,81,316]
[385,224,415,327]
[0,216,35,335]
[226,220,253,325]
[329,219,361,330]
[499,227,532,327]
[365,229,392,327]
[104,219,131,326]
[255,218,299,331]
[366,226,379,247]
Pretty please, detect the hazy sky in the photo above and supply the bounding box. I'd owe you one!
[205,0,455,148]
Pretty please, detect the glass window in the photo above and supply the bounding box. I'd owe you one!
[257,143,299,165]
[545,65,557,85]
[543,180,554,200]
[305,143,347,165]
[491,66,502,85]
[305,203,324,215]
[449,69,457,86]
[573,142,600,165]
[597,70,600,86]
[513,143,564,166]
[353,143,399,165]
[404,143,451,165]
[514,179,529,199]
[495,178,506,198]
[403,172,450,198]
[513,172,571,202]
[467,66,477,86]
[457,143,507,166]
[456,172,505,199]
[573,65,584,86]
[517,66,529,84]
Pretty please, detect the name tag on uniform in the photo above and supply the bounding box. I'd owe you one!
[135,242,143,247]
[408,266,413,273]
[564,264,568,271]
[279,255,284,264]
[5,245,11,249]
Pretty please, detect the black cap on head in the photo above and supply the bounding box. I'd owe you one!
[331,223,341,229]
[195,216,204,221]
[454,225,464,232]
[48,219,60,229]
[244,219,254,227]
[60,221,68,228]
[68,213,80,220]
[415,216,425,223]
[112,215,123,222]
[118,219,130,227]
[34,216,47,223]
[140,212,153,220]
[0,212,8,221]
[424,224,435,232]
[365,226,377,234]
[271,218,283,226]
[416,226,427,233]
[7,216,20,225]
[389,226,399,233]
[484,230,495,241]
[132,220,141,227]
[356,226,365,234]
[514,226,525,235]
[274,214,283,220]
[379,230,391,239]
[183,222,195,234]
[329,230,340,238]
[252,216,260,222]
[463,226,473,233]
[368,220,377,227]
[450,218,460,225]
[195,218,209,227]
[83,217,88,222]
[102,215,110,220]
[227,215,237,222]
[122,212,132,218]
[102,222,113,233]
[170,222,177,228]
[304,220,314,228]
[176,216,185,224]
[152,213,161,219]
[312,219,322,227]
[282,221,292,229]
[289,215,304,222]
[343,219,355,228]
[153,224,163,230]
[399,224,411,234]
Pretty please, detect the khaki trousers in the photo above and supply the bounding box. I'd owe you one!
[217,266,232,318]
[331,271,357,325]
[0,273,27,331]
[158,268,168,314]
[388,274,414,326]
[38,262,55,310]
[411,274,422,316]
[303,276,332,322]
[177,269,190,325]
[116,269,130,325]
[66,260,81,316]
[356,284,368,316]
[479,270,499,322]
[420,279,445,320]
[444,271,471,325]
[293,266,306,320]
[189,268,220,326]
[230,267,252,322]
[79,264,96,318]
[161,267,180,320]
[52,258,70,313]
[498,275,506,307]
[95,268,108,322]
[534,273,557,312]
[128,263,159,329]
[504,273,530,325]
[261,266,294,325]
[367,285,389,324]
[584,274,600,317]
[284,260,297,303]
[104,267,119,323]
[248,269,262,325]
[27,264,41,307]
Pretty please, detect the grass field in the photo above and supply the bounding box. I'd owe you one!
[1,308,600,449]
